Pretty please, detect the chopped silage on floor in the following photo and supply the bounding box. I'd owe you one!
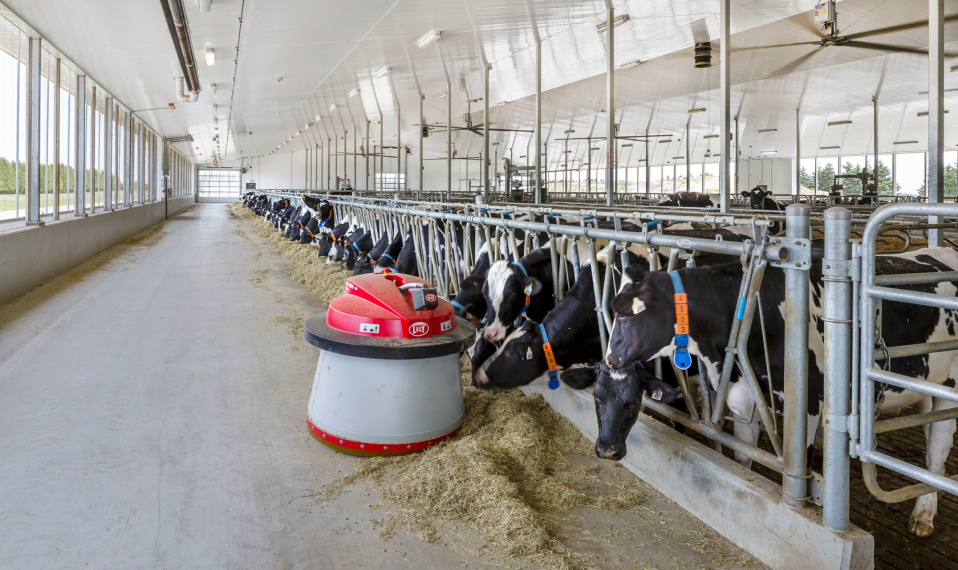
[228,202,351,303]
[228,201,762,570]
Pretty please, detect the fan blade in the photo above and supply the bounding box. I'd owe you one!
[842,40,928,54]
[841,40,958,57]
[732,41,820,52]
[844,14,958,41]
[766,49,820,78]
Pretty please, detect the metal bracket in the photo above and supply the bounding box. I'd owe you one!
[768,237,811,271]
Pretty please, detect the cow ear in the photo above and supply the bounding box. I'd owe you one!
[644,379,679,404]
[740,190,749,197]
[612,288,648,317]
[522,276,543,296]
[762,190,772,197]
[561,367,597,390]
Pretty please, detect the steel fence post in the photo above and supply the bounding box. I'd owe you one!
[783,204,811,508]
[823,207,852,531]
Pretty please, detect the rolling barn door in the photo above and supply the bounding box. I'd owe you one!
[198,169,241,202]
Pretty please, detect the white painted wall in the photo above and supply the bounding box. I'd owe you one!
[738,158,795,196]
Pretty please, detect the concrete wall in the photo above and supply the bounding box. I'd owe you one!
[0,196,195,307]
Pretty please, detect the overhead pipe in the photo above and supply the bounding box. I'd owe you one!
[174,77,198,103]
[160,0,201,96]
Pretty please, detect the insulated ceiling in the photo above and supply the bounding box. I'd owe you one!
[2,0,957,168]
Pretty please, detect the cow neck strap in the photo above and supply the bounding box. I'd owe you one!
[667,271,693,370]
[538,324,560,390]
[513,262,531,326]
[450,300,481,324]
[380,253,395,263]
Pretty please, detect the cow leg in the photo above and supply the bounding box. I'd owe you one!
[728,380,761,468]
[909,392,957,538]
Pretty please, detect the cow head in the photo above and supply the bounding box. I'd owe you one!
[373,235,405,273]
[452,275,487,323]
[563,361,677,460]
[474,320,546,388]
[741,187,772,210]
[482,260,543,341]
[302,195,323,213]
[300,217,320,245]
[606,272,679,370]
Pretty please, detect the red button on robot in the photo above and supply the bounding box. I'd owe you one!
[304,273,476,456]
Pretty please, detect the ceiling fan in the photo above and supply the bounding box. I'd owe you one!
[734,0,958,78]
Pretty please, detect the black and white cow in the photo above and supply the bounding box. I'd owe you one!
[317,221,349,258]
[658,192,714,208]
[605,247,958,537]
[474,251,646,388]
[481,248,574,341]
[740,187,786,234]
[302,195,335,230]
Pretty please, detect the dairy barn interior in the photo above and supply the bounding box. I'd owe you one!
[4,0,958,568]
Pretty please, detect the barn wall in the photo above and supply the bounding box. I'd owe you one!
[0,195,195,307]
[740,158,795,196]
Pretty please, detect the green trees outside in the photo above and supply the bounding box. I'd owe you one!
[0,157,129,195]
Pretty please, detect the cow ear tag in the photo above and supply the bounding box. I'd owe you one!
[631,297,645,315]
[652,388,663,401]
[673,347,692,370]
[526,347,533,360]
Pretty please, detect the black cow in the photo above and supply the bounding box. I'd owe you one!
[658,192,714,208]
[302,195,335,229]
[605,247,958,537]
[373,234,405,273]
[451,246,492,323]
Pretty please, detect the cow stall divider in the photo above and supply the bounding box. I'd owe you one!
[279,191,825,509]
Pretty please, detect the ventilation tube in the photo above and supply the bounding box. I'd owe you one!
[175,77,198,103]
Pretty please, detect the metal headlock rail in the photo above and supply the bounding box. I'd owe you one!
[821,202,958,533]
[257,189,958,517]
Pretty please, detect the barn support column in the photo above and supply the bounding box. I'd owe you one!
[483,63,490,202]
[719,0,731,213]
[397,105,402,192]
[795,109,801,197]
[26,37,42,225]
[873,97,879,190]
[822,207,852,532]
[379,112,384,192]
[419,93,424,198]
[783,204,811,508]
[928,0,944,247]
[327,137,331,190]
[535,37,542,204]
[75,74,87,217]
[447,80,452,200]
[365,120,370,192]
[125,112,133,207]
[604,2,615,208]
[104,97,113,211]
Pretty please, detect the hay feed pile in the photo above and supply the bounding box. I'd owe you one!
[311,363,648,570]
[228,202,351,303]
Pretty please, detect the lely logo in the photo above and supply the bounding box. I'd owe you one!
[425,294,437,302]
[408,322,429,337]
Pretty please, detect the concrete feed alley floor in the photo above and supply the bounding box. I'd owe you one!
[0,204,761,570]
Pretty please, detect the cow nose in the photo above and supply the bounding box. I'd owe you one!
[473,366,490,387]
[606,353,626,369]
[483,328,498,341]
[594,442,623,460]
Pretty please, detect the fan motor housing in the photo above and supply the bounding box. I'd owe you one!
[694,42,712,68]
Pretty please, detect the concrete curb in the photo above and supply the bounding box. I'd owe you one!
[521,382,875,570]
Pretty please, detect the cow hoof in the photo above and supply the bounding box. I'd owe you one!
[908,517,935,537]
